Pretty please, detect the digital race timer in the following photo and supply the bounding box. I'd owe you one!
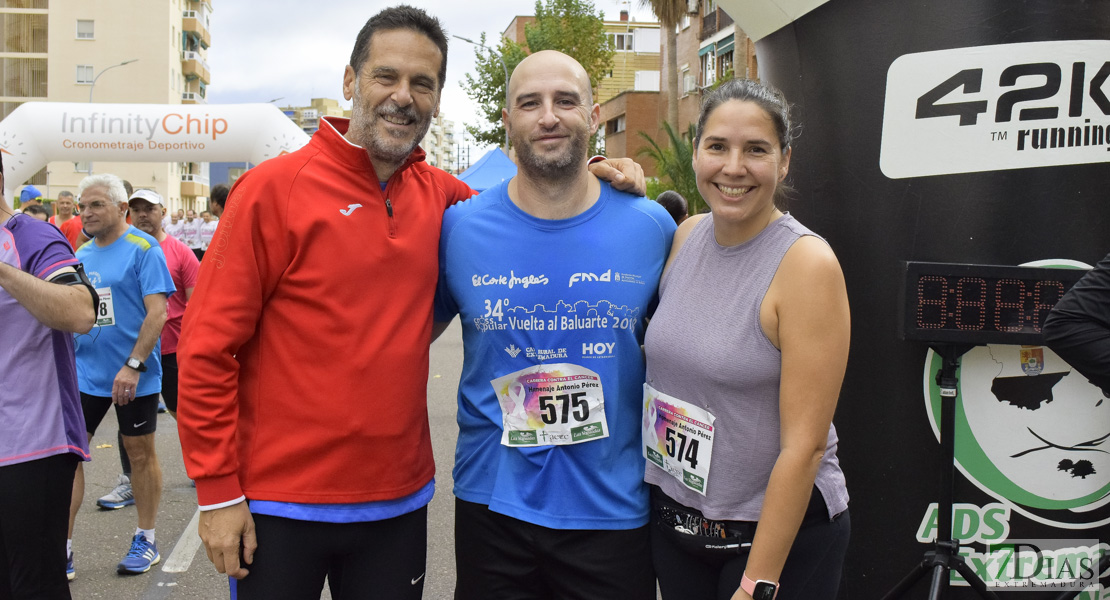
[900,261,1088,345]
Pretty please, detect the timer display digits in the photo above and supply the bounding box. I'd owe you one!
[901,262,1087,345]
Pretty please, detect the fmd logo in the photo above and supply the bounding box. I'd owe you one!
[569,269,611,287]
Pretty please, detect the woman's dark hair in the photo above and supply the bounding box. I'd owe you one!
[694,78,796,207]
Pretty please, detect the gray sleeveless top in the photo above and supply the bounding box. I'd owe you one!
[643,213,849,521]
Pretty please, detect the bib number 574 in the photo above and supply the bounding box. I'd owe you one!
[664,427,700,469]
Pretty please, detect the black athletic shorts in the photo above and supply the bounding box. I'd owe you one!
[231,507,428,600]
[81,392,159,437]
[651,485,850,600]
[454,498,655,600]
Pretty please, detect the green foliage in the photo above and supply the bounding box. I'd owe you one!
[461,35,528,148]
[638,122,705,215]
[644,177,667,200]
[460,0,614,150]
[525,0,614,91]
[710,68,735,91]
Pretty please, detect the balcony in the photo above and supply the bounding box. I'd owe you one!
[181,51,210,84]
[701,8,735,41]
[182,10,211,48]
[181,91,207,104]
[181,173,210,197]
[701,10,716,38]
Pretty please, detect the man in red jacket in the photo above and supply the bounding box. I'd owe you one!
[176,6,642,599]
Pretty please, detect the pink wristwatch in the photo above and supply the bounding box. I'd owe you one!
[740,573,779,600]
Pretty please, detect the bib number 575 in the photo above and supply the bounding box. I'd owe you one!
[539,392,589,424]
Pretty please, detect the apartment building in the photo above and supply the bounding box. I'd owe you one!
[280,97,348,136]
[598,11,661,104]
[0,0,213,212]
[667,0,758,134]
[420,113,457,174]
[598,10,662,176]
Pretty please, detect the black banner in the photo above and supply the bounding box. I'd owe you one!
[758,1,1110,597]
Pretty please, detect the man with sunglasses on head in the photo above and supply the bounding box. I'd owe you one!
[68,174,175,579]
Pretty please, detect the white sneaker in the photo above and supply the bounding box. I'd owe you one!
[96,474,135,509]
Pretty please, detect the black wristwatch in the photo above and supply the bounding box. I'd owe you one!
[741,573,779,600]
[125,357,148,372]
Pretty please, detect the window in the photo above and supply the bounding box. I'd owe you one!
[74,161,89,172]
[682,68,695,95]
[1,58,48,97]
[679,14,690,30]
[608,32,633,51]
[76,20,94,39]
[634,70,660,91]
[1,14,49,52]
[76,65,93,84]
[699,50,716,87]
[717,50,734,80]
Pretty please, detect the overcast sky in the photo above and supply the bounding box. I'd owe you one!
[205,0,656,156]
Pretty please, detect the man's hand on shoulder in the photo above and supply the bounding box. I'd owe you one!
[199,501,257,580]
[588,157,646,196]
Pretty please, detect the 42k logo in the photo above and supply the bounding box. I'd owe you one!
[916,61,1110,127]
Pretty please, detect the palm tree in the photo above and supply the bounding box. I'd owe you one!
[639,122,705,215]
[641,0,686,129]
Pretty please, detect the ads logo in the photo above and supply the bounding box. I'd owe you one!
[881,40,1110,178]
[922,260,1110,530]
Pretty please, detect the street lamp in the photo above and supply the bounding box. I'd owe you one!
[87,58,138,174]
[453,35,510,152]
[88,58,139,103]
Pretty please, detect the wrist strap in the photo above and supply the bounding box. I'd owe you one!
[741,573,779,600]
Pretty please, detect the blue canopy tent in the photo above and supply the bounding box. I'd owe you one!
[458,148,516,192]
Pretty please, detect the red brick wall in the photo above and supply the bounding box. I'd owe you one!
[599,91,662,178]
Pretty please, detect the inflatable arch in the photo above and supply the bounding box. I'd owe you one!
[0,102,311,200]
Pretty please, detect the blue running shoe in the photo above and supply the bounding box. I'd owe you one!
[117,534,160,574]
[66,552,75,581]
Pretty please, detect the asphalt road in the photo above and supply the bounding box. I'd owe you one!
[67,320,465,599]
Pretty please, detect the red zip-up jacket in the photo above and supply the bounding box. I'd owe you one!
[178,117,474,507]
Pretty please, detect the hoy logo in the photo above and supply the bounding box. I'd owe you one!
[569,269,611,287]
[582,342,615,356]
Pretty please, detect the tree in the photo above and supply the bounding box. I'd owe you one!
[639,122,704,215]
[461,35,529,149]
[641,0,685,129]
[461,0,615,150]
[524,0,614,91]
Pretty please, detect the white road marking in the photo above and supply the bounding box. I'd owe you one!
[162,508,202,573]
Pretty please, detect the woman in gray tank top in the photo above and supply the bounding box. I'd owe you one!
[643,79,851,600]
